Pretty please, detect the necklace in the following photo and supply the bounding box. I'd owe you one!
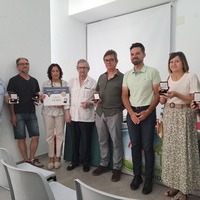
[171,72,185,81]
[51,80,62,87]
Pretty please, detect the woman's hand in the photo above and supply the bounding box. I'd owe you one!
[190,100,200,111]
[40,94,46,100]
[159,94,168,104]
[166,91,177,99]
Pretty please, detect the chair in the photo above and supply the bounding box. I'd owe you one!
[74,179,138,200]
[0,147,56,190]
[1,159,76,200]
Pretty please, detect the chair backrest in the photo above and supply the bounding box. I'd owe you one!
[1,159,55,200]
[74,179,137,200]
[0,148,17,189]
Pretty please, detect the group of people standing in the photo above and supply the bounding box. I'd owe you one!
[1,42,200,200]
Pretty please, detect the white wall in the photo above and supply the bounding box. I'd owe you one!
[0,0,86,161]
[50,0,86,81]
[173,0,200,78]
[0,0,51,161]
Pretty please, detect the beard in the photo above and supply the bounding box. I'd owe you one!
[132,60,142,65]
[21,68,29,74]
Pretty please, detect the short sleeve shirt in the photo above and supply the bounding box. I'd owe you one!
[166,72,200,104]
[122,65,161,107]
[7,74,40,114]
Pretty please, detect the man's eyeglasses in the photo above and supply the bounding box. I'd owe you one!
[17,63,29,66]
[77,67,88,70]
[104,59,115,63]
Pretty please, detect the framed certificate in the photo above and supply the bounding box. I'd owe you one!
[43,87,70,106]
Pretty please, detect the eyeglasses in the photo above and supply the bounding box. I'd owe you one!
[77,67,88,70]
[104,59,115,63]
[17,63,29,66]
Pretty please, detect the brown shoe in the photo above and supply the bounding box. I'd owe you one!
[29,158,44,168]
[163,189,179,197]
[111,169,121,182]
[92,165,109,176]
[172,191,188,200]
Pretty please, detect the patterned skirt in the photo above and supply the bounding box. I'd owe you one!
[162,107,200,194]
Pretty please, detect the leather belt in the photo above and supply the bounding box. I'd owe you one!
[132,105,149,110]
[165,103,190,109]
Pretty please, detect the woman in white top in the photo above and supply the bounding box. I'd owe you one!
[42,64,68,169]
[159,52,200,200]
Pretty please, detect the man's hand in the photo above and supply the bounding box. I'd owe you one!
[10,114,17,126]
[65,110,71,123]
[130,112,140,124]
[137,110,150,121]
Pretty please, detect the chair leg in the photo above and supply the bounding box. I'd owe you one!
[53,176,57,181]
[47,176,57,182]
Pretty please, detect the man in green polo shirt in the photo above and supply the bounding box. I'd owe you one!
[92,50,124,182]
[122,43,161,194]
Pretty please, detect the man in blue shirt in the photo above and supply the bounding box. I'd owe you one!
[0,77,7,124]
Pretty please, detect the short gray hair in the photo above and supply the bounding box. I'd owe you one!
[16,57,29,65]
[76,59,90,69]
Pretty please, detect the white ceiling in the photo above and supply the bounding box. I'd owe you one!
[69,0,173,23]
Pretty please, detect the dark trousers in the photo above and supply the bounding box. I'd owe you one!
[127,107,156,180]
[71,121,94,166]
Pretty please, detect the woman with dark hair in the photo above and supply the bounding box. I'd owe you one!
[42,64,68,169]
[159,52,200,200]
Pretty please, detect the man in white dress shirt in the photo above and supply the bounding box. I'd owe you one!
[66,59,97,172]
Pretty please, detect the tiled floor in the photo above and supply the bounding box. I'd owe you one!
[1,154,200,200]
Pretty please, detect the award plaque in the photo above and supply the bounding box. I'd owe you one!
[94,93,100,100]
[194,92,200,102]
[8,93,19,104]
[92,92,100,102]
[159,81,169,95]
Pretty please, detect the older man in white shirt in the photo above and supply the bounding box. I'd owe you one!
[66,59,97,172]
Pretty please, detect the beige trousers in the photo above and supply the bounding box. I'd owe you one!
[43,115,65,157]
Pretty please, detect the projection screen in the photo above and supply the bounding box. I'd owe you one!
[87,3,171,81]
